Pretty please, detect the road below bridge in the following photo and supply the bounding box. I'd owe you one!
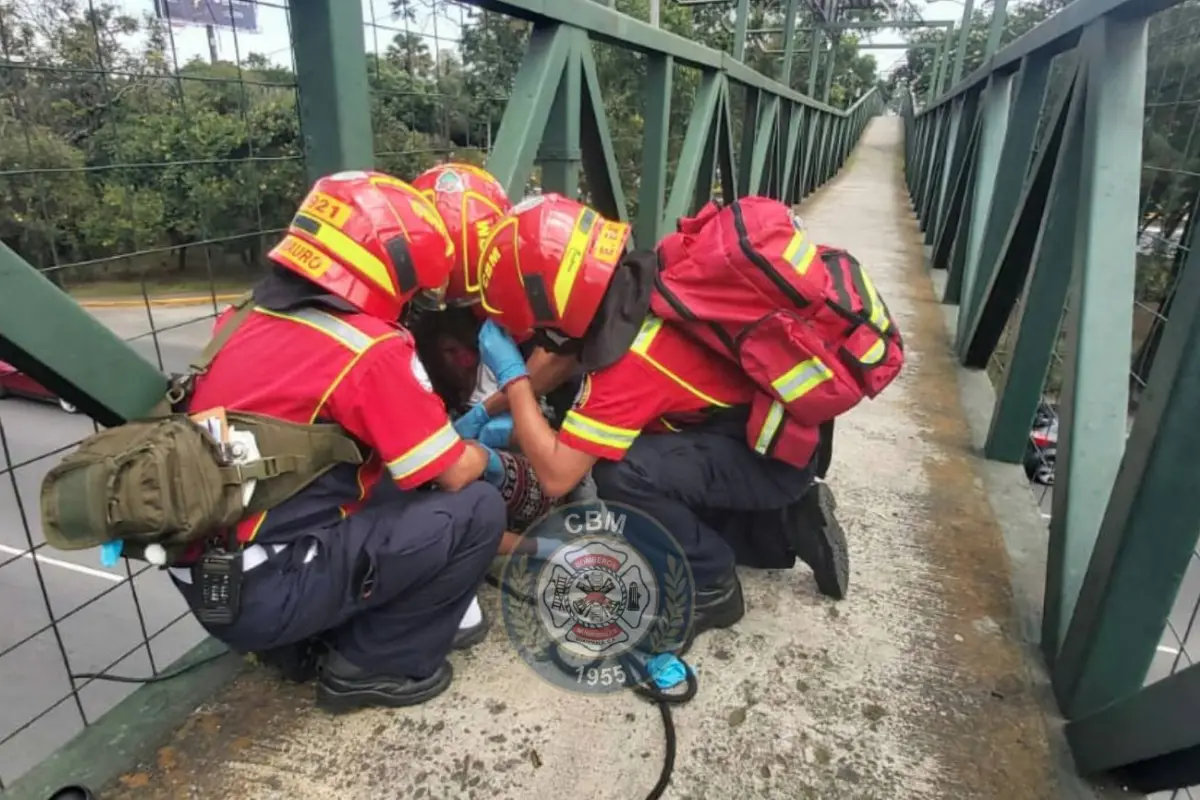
[0,303,218,786]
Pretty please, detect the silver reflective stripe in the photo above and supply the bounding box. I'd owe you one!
[754,401,786,455]
[562,412,638,450]
[387,422,461,480]
[772,358,834,403]
[630,315,663,355]
[282,307,375,353]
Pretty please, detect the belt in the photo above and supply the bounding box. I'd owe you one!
[168,543,289,585]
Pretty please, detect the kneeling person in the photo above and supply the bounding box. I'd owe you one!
[470,195,849,653]
[174,171,505,712]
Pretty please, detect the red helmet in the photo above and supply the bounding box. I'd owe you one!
[411,163,511,306]
[478,194,630,339]
[268,170,455,321]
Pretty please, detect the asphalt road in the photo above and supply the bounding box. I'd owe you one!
[0,303,219,787]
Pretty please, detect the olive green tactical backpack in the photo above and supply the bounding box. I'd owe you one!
[40,297,364,561]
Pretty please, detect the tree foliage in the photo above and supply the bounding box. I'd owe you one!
[0,0,877,285]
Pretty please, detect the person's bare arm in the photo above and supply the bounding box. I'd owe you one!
[433,441,490,492]
[481,347,578,417]
[505,377,597,498]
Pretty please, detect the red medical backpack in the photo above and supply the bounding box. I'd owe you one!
[652,197,905,469]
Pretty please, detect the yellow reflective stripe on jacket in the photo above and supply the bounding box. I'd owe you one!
[753,400,786,455]
[562,411,639,451]
[387,422,461,481]
[255,306,377,353]
[772,357,834,404]
[629,316,732,408]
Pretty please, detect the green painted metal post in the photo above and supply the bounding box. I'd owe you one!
[578,35,630,221]
[636,54,673,248]
[967,54,1052,314]
[1043,18,1147,666]
[732,0,751,61]
[538,43,582,197]
[956,73,1015,352]
[933,100,964,242]
[663,72,722,225]
[289,0,374,182]
[806,30,822,96]
[985,0,1010,59]
[780,0,800,82]
[0,246,167,426]
[486,24,575,199]
[952,0,977,85]
[928,31,949,105]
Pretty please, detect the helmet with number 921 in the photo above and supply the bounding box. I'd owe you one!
[268,170,456,322]
[411,162,512,306]
[477,193,631,340]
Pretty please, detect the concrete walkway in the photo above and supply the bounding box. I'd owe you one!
[104,118,1064,800]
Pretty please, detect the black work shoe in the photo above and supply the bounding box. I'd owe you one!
[786,481,849,600]
[452,602,490,651]
[316,651,453,714]
[676,572,746,657]
[254,639,323,683]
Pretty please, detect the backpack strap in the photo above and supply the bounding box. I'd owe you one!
[159,294,256,413]
[190,293,257,374]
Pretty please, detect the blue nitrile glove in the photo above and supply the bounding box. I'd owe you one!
[478,413,514,449]
[99,540,123,568]
[454,402,490,440]
[647,653,689,690]
[478,320,528,390]
[479,443,506,488]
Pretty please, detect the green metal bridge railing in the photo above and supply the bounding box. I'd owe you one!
[904,0,1200,793]
[0,0,879,788]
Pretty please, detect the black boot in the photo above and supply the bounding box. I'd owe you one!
[316,650,453,714]
[785,481,849,600]
[452,601,490,650]
[677,571,746,656]
[254,639,323,683]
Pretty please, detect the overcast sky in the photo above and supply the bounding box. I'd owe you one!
[120,0,975,80]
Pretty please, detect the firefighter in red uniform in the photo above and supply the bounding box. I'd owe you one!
[469,194,849,651]
[172,170,507,713]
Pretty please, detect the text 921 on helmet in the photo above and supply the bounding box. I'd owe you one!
[411,163,512,307]
[477,193,631,340]
[267,170,456,321]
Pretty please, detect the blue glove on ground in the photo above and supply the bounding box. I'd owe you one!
[453,403,490,440]
[479,443,506,487]
[478,413,514,449]
[478,320,528,389]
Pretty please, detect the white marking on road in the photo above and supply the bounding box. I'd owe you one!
[0,544,124,583]
[1157,645,1180,655]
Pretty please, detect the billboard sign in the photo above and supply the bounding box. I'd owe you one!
[155,0,259,33]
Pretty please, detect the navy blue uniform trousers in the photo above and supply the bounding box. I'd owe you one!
[173,481,505,679]
[591,414,816,588]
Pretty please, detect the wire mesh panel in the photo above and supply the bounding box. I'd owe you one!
[0,0,301,787]
[1136,12,1200,777]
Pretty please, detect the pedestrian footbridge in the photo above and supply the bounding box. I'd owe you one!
[0,1,1197,798]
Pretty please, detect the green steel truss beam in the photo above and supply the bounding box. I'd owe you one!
[0,248,167,426]
[924,0,1176,113]
[466,0,845,116]
[1043,17,1146,685]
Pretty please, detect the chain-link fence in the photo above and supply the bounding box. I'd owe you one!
[0,0,309,786]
